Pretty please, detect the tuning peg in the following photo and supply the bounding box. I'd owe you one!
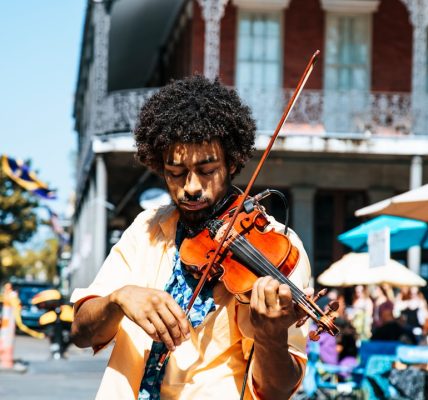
[327,300,339,312]
[315,288,328,299]
[309,327,322,341]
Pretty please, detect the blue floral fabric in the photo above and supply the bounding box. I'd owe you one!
[138,223,216,400]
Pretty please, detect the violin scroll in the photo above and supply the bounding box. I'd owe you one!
[308,301,340,341]
[296,288,339,341]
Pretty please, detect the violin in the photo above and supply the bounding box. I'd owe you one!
[180,192,339,340]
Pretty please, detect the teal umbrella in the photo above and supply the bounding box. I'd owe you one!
[338,215,428,252]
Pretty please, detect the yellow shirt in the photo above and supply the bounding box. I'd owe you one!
[71,205,311,400]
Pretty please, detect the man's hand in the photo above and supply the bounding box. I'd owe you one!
[111,285,190,351]
[249,277,313,399]
[249,276,310,343]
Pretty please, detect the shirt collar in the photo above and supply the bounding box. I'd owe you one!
[158,205,180,243]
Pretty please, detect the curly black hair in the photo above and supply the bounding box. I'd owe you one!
[134,75,256,177]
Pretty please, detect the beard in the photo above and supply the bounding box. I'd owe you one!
[175,184,233,235]
[176,198,216,231]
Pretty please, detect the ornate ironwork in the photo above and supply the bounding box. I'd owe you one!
[197,0,229,80]
[102,89,158,133]
[91,3,110,135]
[237,88,412,135]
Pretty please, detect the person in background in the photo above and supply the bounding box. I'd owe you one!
[371,306,417,344]
[371,284,395,332]
[348,285,373,342]
[394,286,427,343]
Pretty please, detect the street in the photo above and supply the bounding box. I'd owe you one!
[0,335,111,399]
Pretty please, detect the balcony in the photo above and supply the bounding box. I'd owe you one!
[87,87,415,143]
[238,88,412,136]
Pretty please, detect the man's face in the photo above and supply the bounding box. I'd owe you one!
[163,140,235,227]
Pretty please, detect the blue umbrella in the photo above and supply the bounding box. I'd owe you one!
[338,215,428,252]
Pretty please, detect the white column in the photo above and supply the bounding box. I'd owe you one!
[94,155,108,276]
[408,155,424,274]
[290,186,316,269]
[197,0,229,80]
[401,0,428,134]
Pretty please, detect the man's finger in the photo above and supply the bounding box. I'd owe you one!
[148,313,176,351]
[139,319,159,340]
[166,298,190,339]
[264,278,280,310]
[251,277,267,313]
[278,284,293,309]
[158,305,185,346]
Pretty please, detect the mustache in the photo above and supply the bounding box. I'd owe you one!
[178,194,209,203]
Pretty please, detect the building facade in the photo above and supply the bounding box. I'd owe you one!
[70,0,428,289]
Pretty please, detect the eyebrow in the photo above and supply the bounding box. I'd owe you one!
[165,156,219,167]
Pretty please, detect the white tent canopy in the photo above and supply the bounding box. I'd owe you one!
[355,184,428,222]
[317,252,426,288]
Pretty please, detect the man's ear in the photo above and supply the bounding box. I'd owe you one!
[229,164,237,176]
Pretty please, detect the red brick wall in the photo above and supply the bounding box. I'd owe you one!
[191,0,204,75]
[372,0,412,92]
[190,0,412,92]
[220,3,237,85]
[283,0,324,89]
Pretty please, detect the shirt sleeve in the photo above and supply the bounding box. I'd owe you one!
[70,215,145,353]
[245,350,307,399]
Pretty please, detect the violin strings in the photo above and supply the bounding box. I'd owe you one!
[235,236,317,314]
[223,226,318,315]
[226,228,311,308]
[231,234,318,315]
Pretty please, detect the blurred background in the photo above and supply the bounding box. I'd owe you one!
[1,0,428,399]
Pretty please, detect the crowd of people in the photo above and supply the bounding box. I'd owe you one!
[315,284,428,370]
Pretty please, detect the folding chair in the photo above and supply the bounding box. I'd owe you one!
[388,345,428,400]
[299,341,361,399]
[396,345,428,365]
[362,355,400,400]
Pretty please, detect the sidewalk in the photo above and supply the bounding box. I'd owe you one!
[0,335,111,400]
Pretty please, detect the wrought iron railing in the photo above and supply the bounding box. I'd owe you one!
[84,87,413,138]
[237,88,412,135]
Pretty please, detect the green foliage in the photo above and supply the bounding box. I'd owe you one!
[0,164,41,280]
[13,239,59,282]
[0,165,39,247]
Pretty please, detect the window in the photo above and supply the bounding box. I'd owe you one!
[323,13,371,132]
[325,14,370,91]
[236,11,282,90]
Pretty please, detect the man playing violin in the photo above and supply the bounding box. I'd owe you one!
[71,75,311,400]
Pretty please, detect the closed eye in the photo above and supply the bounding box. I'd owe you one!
[166,169,186,178]
[199,169,216,176]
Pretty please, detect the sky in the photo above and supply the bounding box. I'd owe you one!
[0,0,86,216]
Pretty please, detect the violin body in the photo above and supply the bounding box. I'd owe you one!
[180,195,299,294]
[180,193,339,339]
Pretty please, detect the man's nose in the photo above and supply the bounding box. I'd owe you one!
[184,172,202,197]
